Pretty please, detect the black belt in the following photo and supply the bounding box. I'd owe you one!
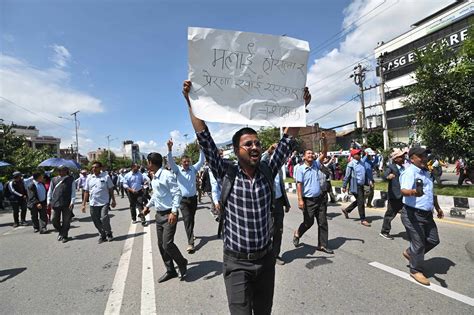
[224,244,272,261]
[182,195,197,200]
[303,195,322,201]
[405,205,432,215]
[156,209,172,215]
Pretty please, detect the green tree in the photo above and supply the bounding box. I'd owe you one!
[367,130,384,151]
[257,127,280,150]
[402,29,473,160]
[11,146,54,175]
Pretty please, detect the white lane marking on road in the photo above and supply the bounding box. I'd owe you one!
[141,213,156,315]
[2,226,27,236]
[104,223,138,315]
[369,261,474,307]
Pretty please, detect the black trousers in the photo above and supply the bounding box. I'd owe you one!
[29,201,47,230]
[155,211,187,274]
[297,195,328,248]
[0,191,4,209]
[345,185,366,220]
[366,185,374,206]
[12,198,27,224]
[127,190,144,221]
[381,198,403,234]
[401,206,440,273]
[223,251,275,315]
[90,204,112,236]
[52,206,72,237]
[272,197,285,258]
[119,184,125,198]
[180,196,198,245]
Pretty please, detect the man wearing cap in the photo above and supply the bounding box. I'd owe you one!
[9,171,28,227]
[47,165,76,243]
[379,149,406,240]
[400,147,443,286]
[342,149,371,227]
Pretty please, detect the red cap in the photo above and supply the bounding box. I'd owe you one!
[350,149,362,156]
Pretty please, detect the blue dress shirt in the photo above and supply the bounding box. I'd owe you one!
[146,168,182,214]
[274,172,283,199]
[295,160,322,198]
[123,171,144,191]
[167,150,205,197]
[400,164,434,211]
[209,170,221,204]
[34,180,46,202]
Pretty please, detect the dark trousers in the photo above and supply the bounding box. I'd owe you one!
[345,185,366,220]
[180,196,198,245]
[326,181,336,203]
[119,184,125,198]
[155,211,187,274]
[272,197,285,258]
[458,168,474,185]
[12,198,27,224]
[52,206,72,237]
[401,206,440,273]
[127,190,144,221]
[81,189,86,202]
[297,195,328,248]
[381,198,403,234]
[0,191,4,209]
[366,185,374,206]
[29,201,47,230]
[90,204,112,236]
[223,251,275,315]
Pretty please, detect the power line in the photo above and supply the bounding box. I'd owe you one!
[308,95,359,124]
[311,0,400,57]
[310,0,389,57]
[0,96,71,130]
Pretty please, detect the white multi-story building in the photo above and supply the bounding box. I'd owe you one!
[11,124,61,156]
[374,0,472,144]
[122,140,141,163]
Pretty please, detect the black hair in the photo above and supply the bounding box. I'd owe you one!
[181,155,190,160]
[92,161,102,167]
[232,127,258,149]
[147,152,163,169]
[32,172,43,180]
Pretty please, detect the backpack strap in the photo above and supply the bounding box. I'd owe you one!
[220,164,238,207]
[258,161,275,211]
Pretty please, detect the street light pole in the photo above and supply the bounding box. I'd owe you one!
[71,111,80,163]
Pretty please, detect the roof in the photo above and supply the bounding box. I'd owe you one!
[412,0,466,27]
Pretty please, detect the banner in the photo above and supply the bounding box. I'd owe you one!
[188,27,309,127]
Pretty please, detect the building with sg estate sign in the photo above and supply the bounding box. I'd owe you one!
[374,0,472,144]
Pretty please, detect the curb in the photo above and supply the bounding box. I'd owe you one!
[284,182,474,221]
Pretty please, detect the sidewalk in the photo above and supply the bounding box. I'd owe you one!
[284,182,474,221]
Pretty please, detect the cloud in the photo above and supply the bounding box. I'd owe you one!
[306,0,453,129]
[50,44,71,68]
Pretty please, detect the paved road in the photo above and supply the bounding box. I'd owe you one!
[0,192,473,314]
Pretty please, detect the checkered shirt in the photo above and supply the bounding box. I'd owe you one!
[196,128,294,253]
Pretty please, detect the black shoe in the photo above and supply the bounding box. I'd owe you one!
[13,223,19,228]
[57,235,63,241]
[98,235,106,244]
[178,259,188,280]
[20,221,27,226]
[62,236,70,243]
[132,220,138,224]
[379,232,394,240]
[275,257,286,265]
[293,234,300,247]
[341,208,349,219]
[141,220,148,227]
[317,247,334,254]
[33,228,39,233]
[106,233,113,242]
[158,272,178,283]
[39,229,47,234]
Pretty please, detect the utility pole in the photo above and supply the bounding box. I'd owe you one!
[378,55,389,150]
[71,111,80,163]
[351,64,367,144]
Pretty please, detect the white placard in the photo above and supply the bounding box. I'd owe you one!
[188,27,310,127]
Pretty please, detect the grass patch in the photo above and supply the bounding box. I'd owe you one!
[330,180,474,198]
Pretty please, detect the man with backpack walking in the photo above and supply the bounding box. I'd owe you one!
[182,79,311,314]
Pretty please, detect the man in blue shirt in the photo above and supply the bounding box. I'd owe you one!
[143,152,187,283]
[123,163,146,226]
[26,172,48,234]
[167,139,205,253]
[342,149,371,227]
[293,135,334,254]
[400,147,443,286]
[81,161,116,243]
[362,148,376,208]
